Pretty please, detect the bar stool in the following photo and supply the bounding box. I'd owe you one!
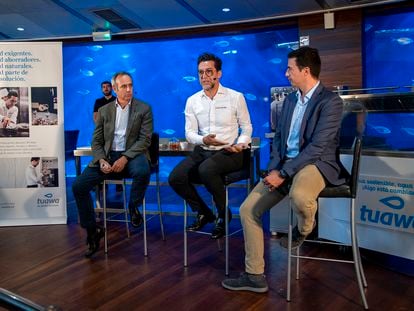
[184,146,254,275]
[286,136,368,309]
[102,133,165,256]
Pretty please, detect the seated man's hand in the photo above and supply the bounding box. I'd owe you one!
[263,170,285,191]
[224,143,249,153]
[112,156,128,173]
[99,159,112,174]
[203,134,227,146]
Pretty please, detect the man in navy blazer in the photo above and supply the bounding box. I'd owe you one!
[223,47,344,292]
[72,71,153,258]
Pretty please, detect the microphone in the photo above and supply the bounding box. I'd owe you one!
[213,77,217,80]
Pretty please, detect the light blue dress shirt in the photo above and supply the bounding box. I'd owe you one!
[286,81,320,158]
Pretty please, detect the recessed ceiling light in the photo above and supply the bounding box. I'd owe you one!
[222,8,230,12]
[17,27,25,31]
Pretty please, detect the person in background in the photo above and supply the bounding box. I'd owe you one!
[93,81,116,123]
[72,71,153,258]
[1,90,19,129]
[168,52,252,240]
[26,157,43,188]
[222,46,344,293]
[93,81,120,191]
[0,88,8,115]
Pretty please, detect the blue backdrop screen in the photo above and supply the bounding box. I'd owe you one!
[63,28,298,176]
[364,9,414,90]
[362,9,414,152]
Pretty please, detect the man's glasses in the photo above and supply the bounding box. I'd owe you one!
[198,69,214,77]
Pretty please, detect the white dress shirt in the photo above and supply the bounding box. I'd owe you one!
[185,84,252,150]
[25,164,41,186]
[111,100,130,151]
[2,105,18,129]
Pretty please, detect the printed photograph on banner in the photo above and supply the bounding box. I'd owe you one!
[0,156,59,188]
[31,87,58,125]
[0,87,29,137]
[270,86,296,131]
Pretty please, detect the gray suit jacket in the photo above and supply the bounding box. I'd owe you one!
[89,98,153,166]
[268,83,345,186]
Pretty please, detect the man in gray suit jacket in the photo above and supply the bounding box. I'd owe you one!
[72,71,153,258]
[222,47,344,292]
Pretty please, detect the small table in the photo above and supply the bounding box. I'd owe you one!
[74,141,260,187]
[73,143,195,176]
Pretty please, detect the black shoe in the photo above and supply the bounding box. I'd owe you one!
[129,207,143,228]
[211,209,232,239]
[85,226,105,258]
[186,213,215,231]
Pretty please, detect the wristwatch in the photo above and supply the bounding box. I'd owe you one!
[279,169,289,179]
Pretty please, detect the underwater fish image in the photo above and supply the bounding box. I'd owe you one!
[80,69,94,77]
[365,24,373,32]
[214,40,230,48]
[182,76,197,82]
[83,57,94,62]
[372,125,391,134]
[401,128,414,135]
[88,45,103,52]
[393,37,413,45]
[231,36,245,41]
[162,129,176,135]
[244,93,257,101]
[76,89,90,95]
[223,50,238,55]
[269,57,282,64]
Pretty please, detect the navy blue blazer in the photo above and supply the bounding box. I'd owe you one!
[268,83,345,186]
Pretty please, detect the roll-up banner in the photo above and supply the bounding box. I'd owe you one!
[0,42,66,226]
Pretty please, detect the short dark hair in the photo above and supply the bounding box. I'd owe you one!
[288,47,321,79]
[31,157,40,162]
[101,81,111,87]
[111,72,133,88]
[7,90,18,98]
[197,53,222,71]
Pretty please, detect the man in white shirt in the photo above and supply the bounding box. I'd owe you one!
[26,157,42,188]
[168,52,252,240]
[1,90,19,129]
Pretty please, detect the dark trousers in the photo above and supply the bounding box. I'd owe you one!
[168,145,244,219]
[72,152,150,230]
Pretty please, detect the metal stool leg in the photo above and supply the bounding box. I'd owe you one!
[287,201,293,301]
[156,172,166,241]
[143,197,148,257]
[184,200,188,267]
[103,181,108,254]
[350,199,369,309]
[225,186,229,276]
[122,180,130,238]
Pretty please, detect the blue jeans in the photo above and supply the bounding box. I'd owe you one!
[72,152,150,229]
